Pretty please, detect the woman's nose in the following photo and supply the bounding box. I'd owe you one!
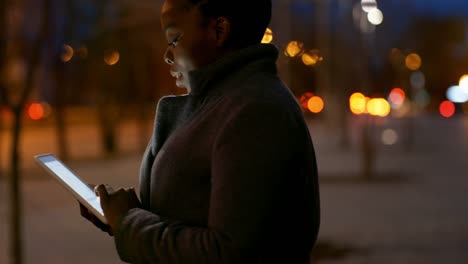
[164,49,174,65]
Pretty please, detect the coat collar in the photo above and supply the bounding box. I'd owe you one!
[187,44,279,96]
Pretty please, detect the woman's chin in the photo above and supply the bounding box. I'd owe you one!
[175,79,189,90]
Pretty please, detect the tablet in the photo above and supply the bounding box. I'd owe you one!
[34,153,108,224]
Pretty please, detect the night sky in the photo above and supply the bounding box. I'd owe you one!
[409,0,468,17]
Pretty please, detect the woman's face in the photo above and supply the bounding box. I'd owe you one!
[161,0,219,91]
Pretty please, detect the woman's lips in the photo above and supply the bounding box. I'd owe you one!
[170,71,182,79]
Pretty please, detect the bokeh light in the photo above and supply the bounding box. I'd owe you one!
[361,0,377,13]
[367,98,391,117]
[388,88,406,109]
[261,28,273,44]
[410,71,426,90]
[302,50,323,66]
[349,92,367,115]
[446,85,468,103]
[405,53,422,71]
[61,44,74,62]
[104,49,120,66]
[459,74,468,93]
[381,129,398,145]
[439,100,455,118]
[367,8,383,25]
[28,103,44,120]
[285,41,304,57]
[307,96,324,113]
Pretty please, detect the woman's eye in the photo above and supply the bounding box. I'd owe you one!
[168,35,182,47]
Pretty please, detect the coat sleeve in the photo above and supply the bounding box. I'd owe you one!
[113,100,306,263]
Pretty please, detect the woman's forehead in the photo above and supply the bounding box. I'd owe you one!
[161,0,193,31]
[162,0,191,15]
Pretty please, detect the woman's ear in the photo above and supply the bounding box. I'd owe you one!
[215,17,231,47]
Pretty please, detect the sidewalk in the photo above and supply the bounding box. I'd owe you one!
[310,114,468,263]
[1,113,468,263]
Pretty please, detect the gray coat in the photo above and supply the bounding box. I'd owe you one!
[114,44,320,264]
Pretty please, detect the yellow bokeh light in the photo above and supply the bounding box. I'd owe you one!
[459,74,468,93]
[302,50,323,66]
[405,53,422,71]
[367,98,391,117]
[61,44,74,62]
[349,92,367,115]
[285,41,304,57]
[307,96,324,113]
[104,50,120,66]
[262,28,273,44]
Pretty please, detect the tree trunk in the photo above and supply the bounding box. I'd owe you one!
[361,116,375,180]
[10,108,23,264]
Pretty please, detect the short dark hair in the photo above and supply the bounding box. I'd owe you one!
[186,0,272,48]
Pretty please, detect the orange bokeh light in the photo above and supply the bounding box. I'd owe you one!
[405,53,422,71]
[285,41,304,57]
[307,96,324,113]
[28,103,44,120]
[104,50,120,65]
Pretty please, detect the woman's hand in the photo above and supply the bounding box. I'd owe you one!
[94,184,142,232]
[79,183,113,236]
[79,202,114,236]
